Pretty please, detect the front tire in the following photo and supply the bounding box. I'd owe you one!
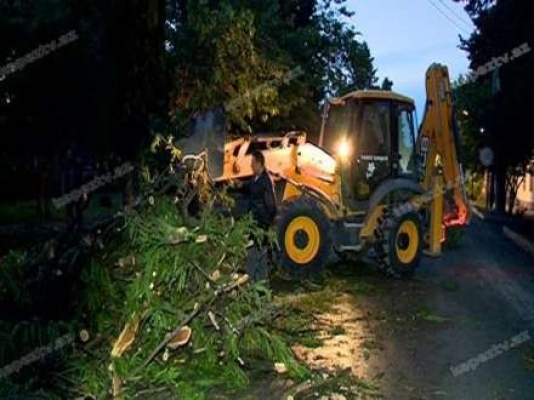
[274,198,332,278]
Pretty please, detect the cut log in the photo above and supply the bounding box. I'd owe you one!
[111,317,140,358]
[165,326,192,350]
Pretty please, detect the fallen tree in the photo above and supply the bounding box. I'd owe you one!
[0,148,307,399]
[71,198,305,399]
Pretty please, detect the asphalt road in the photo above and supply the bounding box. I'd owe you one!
[375,217,534,400]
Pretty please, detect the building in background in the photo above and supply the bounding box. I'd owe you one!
[516,163,534,212]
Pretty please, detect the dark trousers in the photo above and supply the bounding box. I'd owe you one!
[246,242,269,282]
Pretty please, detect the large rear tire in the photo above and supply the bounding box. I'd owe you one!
[274,198,332,278]
[373,209,423,278]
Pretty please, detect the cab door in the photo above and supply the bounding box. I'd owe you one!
[393,104,417,178]
[353,101,393,199]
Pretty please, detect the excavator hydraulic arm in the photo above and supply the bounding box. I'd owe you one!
[416,64,471,229]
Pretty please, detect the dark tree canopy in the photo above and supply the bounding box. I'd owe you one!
[0,0,385,164]
[454,0,534,211]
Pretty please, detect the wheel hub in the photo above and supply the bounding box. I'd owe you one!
[293,229,310,250]
[397,232,410,250]
[395,220,419,265]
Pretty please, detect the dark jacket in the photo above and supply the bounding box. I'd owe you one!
[240,170,277,230]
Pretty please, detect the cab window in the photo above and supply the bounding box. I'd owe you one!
[397,108,416,175]
[360,102,390,155]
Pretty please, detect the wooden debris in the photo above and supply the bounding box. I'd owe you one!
[79,329,90,343]
[162,348,170,361]
[165,326,193,350]
[111,316,140,358]
[215,253,227,269]
[195,234,208,243]
[208,311,220,331]
[112,370,123,399]
[210,269,221,281]
[138,270,249,370]
[115,254,136,267]
[168,226,190,245]
[274,362,288,374]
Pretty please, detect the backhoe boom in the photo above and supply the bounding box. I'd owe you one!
[417,64,471,227]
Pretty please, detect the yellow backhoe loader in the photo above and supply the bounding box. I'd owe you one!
[181,63,471,278]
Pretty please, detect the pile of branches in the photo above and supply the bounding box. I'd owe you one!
[72,195,306,399]
[0,151,307,399]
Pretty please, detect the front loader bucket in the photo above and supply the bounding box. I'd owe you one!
[177,106,226,180]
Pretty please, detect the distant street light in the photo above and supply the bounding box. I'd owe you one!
[480,128,485,134]
[462,109,469,116]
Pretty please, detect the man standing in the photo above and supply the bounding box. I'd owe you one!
[235,151,277,282]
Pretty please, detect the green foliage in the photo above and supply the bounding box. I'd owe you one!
[317,4,377,97]
[465,172,484,200]
[452,76,492,171]
[1,0,384,168]
[168,1,296,132]
[454,0,534,211]
[293,368,381,399]
[61,197,305,398]
[0,250,30,309]
[168,0,382,135]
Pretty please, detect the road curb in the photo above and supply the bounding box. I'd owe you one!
[502,226,534,258]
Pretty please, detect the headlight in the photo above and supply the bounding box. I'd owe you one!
[336,138,352,162]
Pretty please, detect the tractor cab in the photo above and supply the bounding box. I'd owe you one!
[320,90,418,208]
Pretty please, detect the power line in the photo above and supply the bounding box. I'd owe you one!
[424,0,471,35]
[436,0,473,29]
[426,0,470,34]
